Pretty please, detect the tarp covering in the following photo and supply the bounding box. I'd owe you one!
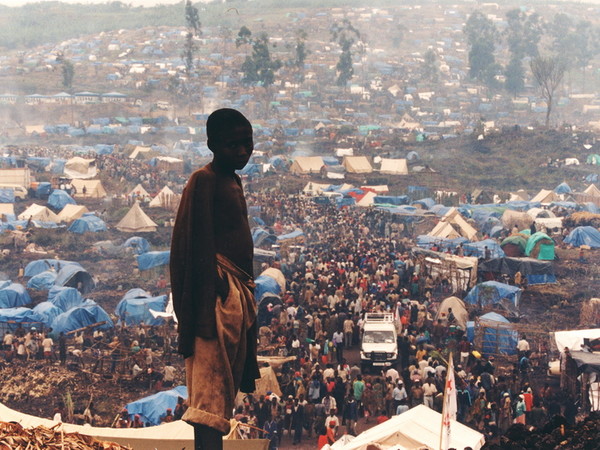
[68,214,108,233]
[47,189,76,211]
[123,236,151,254]
[115,292,167,326]
[24,259,81,277]
[525,232,555,260]
[564,226,600,248]
[478,312,518,356]
[137,251,170,270]
[255,269,285,302]
[435,296,469,329]
[48,286,85,312]
[54,265,95,294]
[500,235,528,257]
[126,386,188,426]
[0,283,32,308]
[50,304,114,334]
[463,239,505,259]
[0,307,44,327]
[332,404,484,450]
[277,229,304,241]
[26,270,58,290]
[32,301,64,327]
[479,257,556,285]
[464,281,521,309]
[554,328,600,352]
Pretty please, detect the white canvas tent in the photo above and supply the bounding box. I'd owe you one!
[116,202,158,232]
[71,179,107,199]
[58,204,89,222]
[435,296,469,329]
[429,208,478,240]
[303,182,331,195]
[343,156,373,174]
[64,157,97,179]
[554,328,600,352]
[531,189,557,204]
[0,203,15,218]
[379,158,408,175]
[584,184,600,197]
[357,191,377,207]
[289,156,324,174]
[0,402,268,450]
[129,183,151,201]
[361,185,389,193]
[18,203,60,223]
[129,146,152,160]
[149,186,179,209]
[327,404,484,450]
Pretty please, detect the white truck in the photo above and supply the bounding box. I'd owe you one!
[360,313,399,372]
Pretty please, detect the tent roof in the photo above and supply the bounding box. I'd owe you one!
[18,203,60,223]
[129,183,150,198]
[71,179,107,198]
[64,156,96,179]
[584,184,600,197]
[379,158,408,175]
[338,404,484,450]
[343,156,373,173]
[435,296,468,329]
[58,204,89,222]
[0,203,15,216]
[531,189,557,204]
[290,156,324,174]
[564,226,600,248]
[116,202,158,232]
[148,186,178,208]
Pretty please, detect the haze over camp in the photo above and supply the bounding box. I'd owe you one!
[0,0,600,449]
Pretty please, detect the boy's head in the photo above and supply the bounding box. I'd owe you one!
[207,108,253,170]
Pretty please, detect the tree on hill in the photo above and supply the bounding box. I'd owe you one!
[181,0,201,115]
[330,19,363,88]
[61,60,74,90]
[420,49,439,84]
[464,11,501,90]
[530,55,567,128]
[236,26,282,88]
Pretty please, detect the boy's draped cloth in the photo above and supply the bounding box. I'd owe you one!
[183,254,257,434]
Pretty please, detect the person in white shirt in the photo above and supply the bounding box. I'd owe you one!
[422,377,438,409]
[517,335,530,358]
[42,335,54,360]
[385,367,400,384]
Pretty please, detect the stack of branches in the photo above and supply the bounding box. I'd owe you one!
[0,421,131,450]
[563,212,600,228]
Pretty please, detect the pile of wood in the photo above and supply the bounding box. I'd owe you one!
[0,421,130,449]
[563,212,600,229]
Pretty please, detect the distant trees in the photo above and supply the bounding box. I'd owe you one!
[61,60,74,90]
[530,55,567,127]
[236,26,282,89]
[464,11,501,89]
[292,30,308,84]
[420,49,439,84]
[183,0,201,78]
[330,19,363,87]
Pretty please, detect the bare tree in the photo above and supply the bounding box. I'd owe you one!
[530,55,567,127]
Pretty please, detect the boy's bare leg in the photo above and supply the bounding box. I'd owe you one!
[194,424,223,450]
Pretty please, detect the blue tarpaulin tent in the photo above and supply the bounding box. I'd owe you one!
[48,286,85,312]
[416,235,468,252]
[554,182,572,194]
[478,312,518,356]
[463,239,505,259]
[0,188,15,203]
[0,283,32,308]
[36,182,52,198]
[50,305,114,334]
[123,236,151,254]
[48,190,76,210]
[27,270,58,290]
[412,198,435,210]
[54,265,95,294]
[137,251,170,270]
[374,195,410,206]
[125,386,188,426]
[0,308,44,332]
[277,230,304,241]
[24,260,81,277]
[564,226,600,248]
[115,291,167,326]
[68,214,107,233]
[32,301,64,327]
[464,281,521,310]
[255,274,282,303]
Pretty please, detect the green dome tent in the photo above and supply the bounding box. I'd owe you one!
[525,232,555,260]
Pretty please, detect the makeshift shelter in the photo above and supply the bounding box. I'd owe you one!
[54,265,95,294]
[235,366,282,406]
[501,209,533,230]
[137,251,170,270]
[525,232,555,260]
[479,257,556,285]
[24,259,81,277]
[584,184,600,197]
[500,235,528,257]
[123,236,151,254]
[435,296,469,329]
[463,239,505,259]
[289,156,324,174]
[379,158,408,175]
[476,312,518,356]
[564,226,600,248]
[27,270,57,290]
[32,301,64,327]
[47,190,76,211]
[302,182,330,195]
[412,247,478,293]
[464,281,521,311]
[0,283,32,308]
[18,203,60,223]
[330,404,484,450]
[128,183,151,201]
[48,286,85,312]
[116,202,158,232]
[587,154,600,165]
[555,182,572,194]
[64,157,97,179]
[531,189,558,204]
[255,267,286,302]
[0,308,44,334]
[148,186,179,210]
[50,304,113,334]
[126,386,188,426]
[343,156,373,173]
[115,290,167,326]
[428,207,478,240]
[68,214,108,234]
[71,179,107,198]
[0,203,15,219]
[58,204,89,222]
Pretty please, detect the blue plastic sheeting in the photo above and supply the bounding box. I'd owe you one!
[0,188,15,203]
[137,251,170,271]
[32,302,64,327]
[430,204,451,216]
[505,201,541,211]
[54,265,95,294]
[584,203,600,214]
[416,235,468,252]
[25,259,81,277]
[527,274,557,285]
[564,226,600,248]
[277,230,304,241]
[464,281,521,309]
[126,386,188,426]
[238,163,262,177]
[255,274,282,303]
[0,307,44,328]
[48,190,76,210]
[123,236,151,254]
[0,283,32,308]
[48,286,85,312]
[479,312,518,356]
[554,182,572,194]
[50,305,114,334]
[374,195,410,206]
[549,201,580,210]
[252,227,277,246]
[463,239,505,259]
[412,198,435,210]
[336,197,356,208]
[68,214,107,233]
[27,270,58,290]
[115,294,167,326]
[489,225,504,238]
